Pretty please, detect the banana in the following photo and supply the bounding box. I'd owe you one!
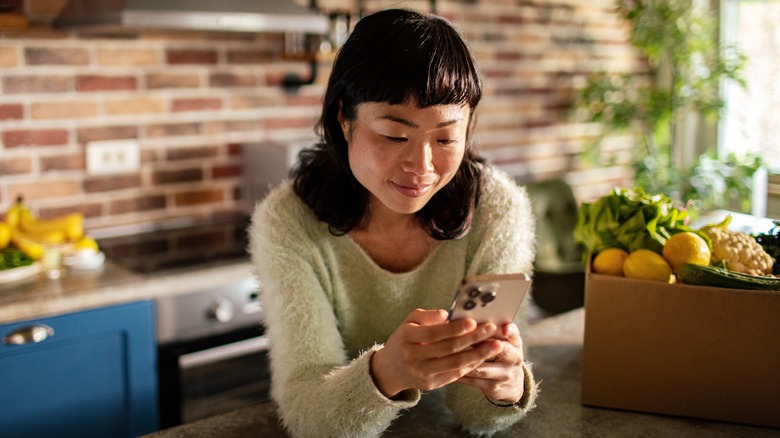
[4,197,85,248]
[20,212,84,242]
[10,228,45,260]
[0,222,11,250]
[3,197,26,229]
[16,227,67,245]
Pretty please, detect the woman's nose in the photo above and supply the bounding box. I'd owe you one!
[402,142,434,175]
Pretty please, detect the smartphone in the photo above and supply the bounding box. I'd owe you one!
[447,273,531,325]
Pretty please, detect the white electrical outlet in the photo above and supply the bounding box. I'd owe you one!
[86,139,140,175]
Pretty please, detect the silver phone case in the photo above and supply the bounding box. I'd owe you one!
[447,273,531,325]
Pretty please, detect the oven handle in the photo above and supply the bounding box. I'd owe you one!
[178,335,270,370]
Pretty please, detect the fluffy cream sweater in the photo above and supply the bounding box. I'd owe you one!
[249,167,538,437]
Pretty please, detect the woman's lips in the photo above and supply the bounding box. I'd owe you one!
[392,181,433,198]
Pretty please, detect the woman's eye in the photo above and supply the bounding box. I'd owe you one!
[437,139,457,145]
[385,136,407,143]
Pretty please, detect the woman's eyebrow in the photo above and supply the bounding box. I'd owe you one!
[378,115,464,128]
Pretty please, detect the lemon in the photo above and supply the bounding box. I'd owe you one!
[74,235,99,252]
[0,222,11,249]
[662,232,711,272]
[592,247,629,276]
[623,249,674,283]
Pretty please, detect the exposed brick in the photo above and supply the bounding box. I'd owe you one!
[209,72,257,88]
[167,49,218,65]
[31,101,98,119]
[230,94,282,109]
[109,195,167,215]
[98,48,159,67]
[3,129,68,148]
[0,104,24,120]
[3,76,72,94]
[146,72,201,89]
[39,203,102,220]
[153,168,203,184]
[203,120,257,135]
[26,0,70,17]
[166,146,219,161]
[284,94,322,107]
[264,117,315,130]
[77,126,138,144]
[83,174,142,192]
[105,98,167,115]
[0,46,19,67]
[212,164,241,178]
[226,49,275,64]
[0,156,33,175]
[40,153,84,171]
[8,179,79,200]
[173,188,224,206]
[227,143,242,156]
[496,51,526,61]
[76,75,137,92]
[140,149,157,164]
[172,98,222,112]
[146,123,201,138]
[25,47,90,65]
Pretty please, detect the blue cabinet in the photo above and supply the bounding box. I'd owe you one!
[0,301,158,437]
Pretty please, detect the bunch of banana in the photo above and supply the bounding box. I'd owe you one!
[2,197,87,260]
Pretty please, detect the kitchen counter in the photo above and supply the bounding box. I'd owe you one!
[144,308,778,437]
[0,259,254,324]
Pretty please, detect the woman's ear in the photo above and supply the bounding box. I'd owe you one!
[337,102,350,139]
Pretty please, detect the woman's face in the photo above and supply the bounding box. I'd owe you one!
[339,100,470,219]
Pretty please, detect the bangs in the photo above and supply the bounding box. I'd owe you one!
[340,15,481,109]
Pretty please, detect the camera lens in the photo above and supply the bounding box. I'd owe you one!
[463,300,477,310]
[480,291,496,304]
[468,287,481,298]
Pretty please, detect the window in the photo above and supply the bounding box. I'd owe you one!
[720,0,780,219]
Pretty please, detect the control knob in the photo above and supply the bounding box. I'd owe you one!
[208,297,235,323]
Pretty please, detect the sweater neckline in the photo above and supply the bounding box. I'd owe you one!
[340,233,447,277]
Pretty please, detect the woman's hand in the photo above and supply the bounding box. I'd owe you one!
[370,309,503,399]
[456,322,525,404]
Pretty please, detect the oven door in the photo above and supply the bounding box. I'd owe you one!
[158,326,271,428]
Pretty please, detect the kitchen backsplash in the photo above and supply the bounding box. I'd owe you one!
[0,0,639,231]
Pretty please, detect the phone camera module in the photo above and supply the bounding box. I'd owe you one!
[480,291,496,306]
[463,300,477,310]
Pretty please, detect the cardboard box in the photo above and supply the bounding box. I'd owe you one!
[581,263,780,429]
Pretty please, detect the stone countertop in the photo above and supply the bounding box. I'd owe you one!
[0,259,254,324]
[144,308,779,437]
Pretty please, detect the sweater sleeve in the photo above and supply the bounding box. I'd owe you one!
[248,185,420,438]
[445,168,540,436]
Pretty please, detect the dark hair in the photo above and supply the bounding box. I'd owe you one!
[292,8,485,240]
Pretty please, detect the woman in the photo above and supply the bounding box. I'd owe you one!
[250,8,537,437]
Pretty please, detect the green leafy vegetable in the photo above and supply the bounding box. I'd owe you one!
[0,247,34,271]
[573,187,707,259]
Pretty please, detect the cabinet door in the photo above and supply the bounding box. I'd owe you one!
[0,301,158,437]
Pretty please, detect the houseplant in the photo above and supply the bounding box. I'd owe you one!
[577,0,762,212]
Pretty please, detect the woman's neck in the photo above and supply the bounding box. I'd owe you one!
[349,200,437,273]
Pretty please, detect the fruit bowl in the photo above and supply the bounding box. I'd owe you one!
[0,263,42,284]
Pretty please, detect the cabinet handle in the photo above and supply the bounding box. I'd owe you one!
[2,324,54,346]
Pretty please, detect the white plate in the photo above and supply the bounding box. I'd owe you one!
[0,263,43,284]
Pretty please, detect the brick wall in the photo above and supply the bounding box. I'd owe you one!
[0,0,640,231]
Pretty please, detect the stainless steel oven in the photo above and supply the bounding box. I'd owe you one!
[155,277,270,427]
[97,215,272,429]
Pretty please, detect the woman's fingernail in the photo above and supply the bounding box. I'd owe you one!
[482,323,495,334]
